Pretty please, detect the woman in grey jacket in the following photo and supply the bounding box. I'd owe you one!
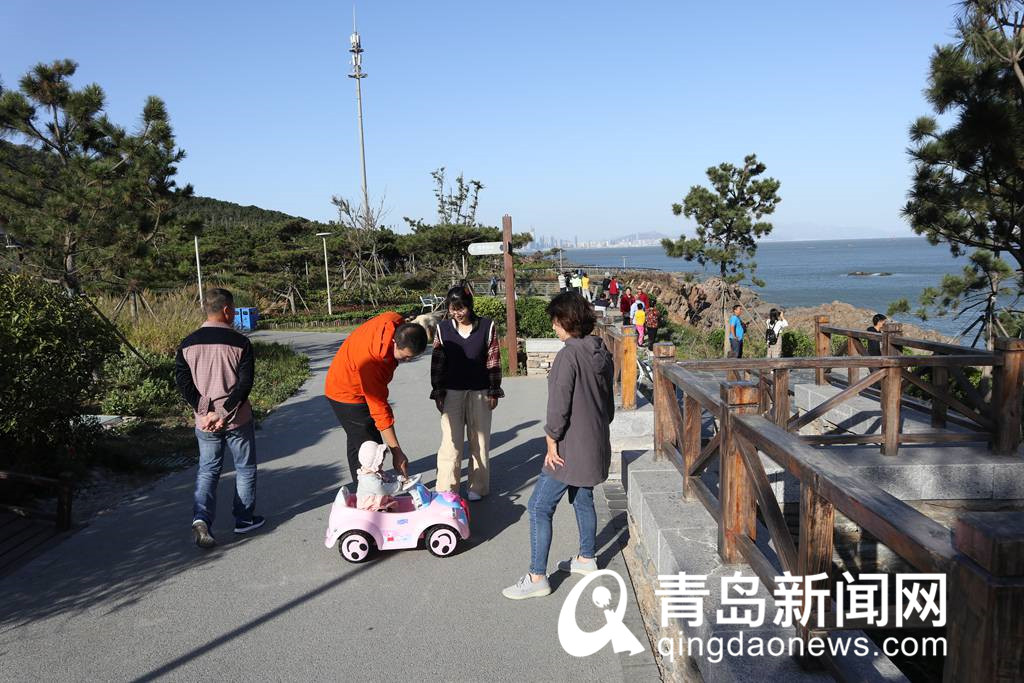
[503,292,615,600]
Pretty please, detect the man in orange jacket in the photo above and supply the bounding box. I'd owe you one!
[325,312,428,482]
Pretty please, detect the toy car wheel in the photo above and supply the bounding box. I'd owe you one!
[425,525,459,558]
[338,530,374,563]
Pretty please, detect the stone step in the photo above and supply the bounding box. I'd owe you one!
[624,451,905,682]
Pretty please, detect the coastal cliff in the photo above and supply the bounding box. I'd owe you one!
[624,272,948,342]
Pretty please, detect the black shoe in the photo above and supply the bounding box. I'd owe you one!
[192,520,216,548]
[234,516,266,534]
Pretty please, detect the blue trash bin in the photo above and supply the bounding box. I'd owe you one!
[234,307,257,331]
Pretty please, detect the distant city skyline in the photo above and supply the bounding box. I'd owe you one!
[2,2,957,241]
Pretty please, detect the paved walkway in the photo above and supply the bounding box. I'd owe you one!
[0,331,659,681]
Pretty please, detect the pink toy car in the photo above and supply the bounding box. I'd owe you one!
[325,483,471,563]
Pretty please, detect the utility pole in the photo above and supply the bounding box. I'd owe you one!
[318,232,334,315]
[503,215,519,376]
[349,12,371,228]
[194,235,203,309]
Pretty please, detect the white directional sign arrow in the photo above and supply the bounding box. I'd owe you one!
[467,241,505,256]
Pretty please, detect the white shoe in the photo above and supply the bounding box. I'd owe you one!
[468,491,483,501]
[398,474,421,492]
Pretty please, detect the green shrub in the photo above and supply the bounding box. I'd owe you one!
[782,329,814,357]
[99,348,181,417]
[474,296,554,338]
[517,297,555,338]
[249,341,311,420]
[708,328,725,350]
[0,274,119,473]
[473,296,507,327]
[830,334,848,356]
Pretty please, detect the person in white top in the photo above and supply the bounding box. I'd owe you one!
[765,308,788,358]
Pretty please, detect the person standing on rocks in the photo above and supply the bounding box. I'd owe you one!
[175,288,263,549]
[867,313,887,355]
[619,287,635,326]
[765,308,788,358]
[728,303,746,358]
[644,302,661,351]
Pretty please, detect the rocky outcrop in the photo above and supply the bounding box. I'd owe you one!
[623,272,948,342]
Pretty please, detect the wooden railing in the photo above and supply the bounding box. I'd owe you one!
[595,318,637,410]
[650,340,1024,680]
[670,325,1022,457]
[0,470,73,531]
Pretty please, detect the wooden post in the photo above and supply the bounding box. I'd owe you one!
[501,214,519,376]
[621,325,638,411]
[846,335,860,386]
[944,512,1024,682]
[682,394,701,500]
[797,482,835,663]
[612,333,622,392]
[814,316,830,385]
[881,365,902,456]
[652,342,676,459]
[881,321,903,356]
[773,368,790,428]
[718,380,760,563]
[992,338,1024,455]
[931,366,948,429]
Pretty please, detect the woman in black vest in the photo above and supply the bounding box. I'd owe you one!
[430,285,504,500]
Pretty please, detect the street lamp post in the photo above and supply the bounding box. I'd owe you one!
[194,235,203,309]
[317,232,334,315]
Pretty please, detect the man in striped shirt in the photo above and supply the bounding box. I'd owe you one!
[175,288,263,548]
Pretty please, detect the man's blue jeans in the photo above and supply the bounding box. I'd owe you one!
[193,421,257,526]
[528,471,597,575]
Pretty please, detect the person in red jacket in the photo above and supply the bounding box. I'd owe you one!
[618,287,635,326]
[325,312,428,482]
[636,288,650,311]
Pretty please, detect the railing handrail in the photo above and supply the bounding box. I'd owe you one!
[730,413,957,573]
[819,324,997,356]
[673,354,1002,371]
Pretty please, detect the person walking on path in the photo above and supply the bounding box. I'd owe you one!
[430,285,504,500]
[557,271,567,293]
[581,272,591,301]
[600,273,611,298]
[632,302,647,347]
[570,270,582,293]
[728,304,746,358]
[608,276,620,307]
[644,302,661,351]
[636,288,650,311]
[619,287,635,326]
[866,313,887,355]
[324,312,428,484]
[764,308,788,358]
[489,275,498,296]
[503,292,614,600]
[175,288,263,548]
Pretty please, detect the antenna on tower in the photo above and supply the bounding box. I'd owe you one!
[348,6,370,229]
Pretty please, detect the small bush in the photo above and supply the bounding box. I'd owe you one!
[474,296,554,338]
[249,341,311,420]
[99,348,182,418]
[708,328,725,350]
[517,297,555,338]
[0,274,119,473]
[830,334,849,356]
[782,329,814,357]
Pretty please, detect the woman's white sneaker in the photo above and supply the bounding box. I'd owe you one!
[502,574,551,600]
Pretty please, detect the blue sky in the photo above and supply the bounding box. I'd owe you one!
[2,1,959,241]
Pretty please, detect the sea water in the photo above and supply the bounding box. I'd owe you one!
[565,238,977,338]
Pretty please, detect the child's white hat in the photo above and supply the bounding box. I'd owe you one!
[357,440,389,473]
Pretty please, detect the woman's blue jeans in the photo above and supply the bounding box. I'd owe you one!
[193,421,257,526]
[528,471,597,575]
